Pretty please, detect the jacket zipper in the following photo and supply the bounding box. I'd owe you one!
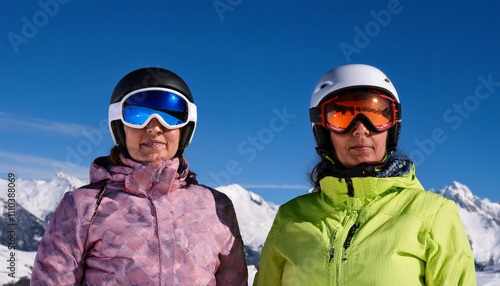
[342,223,360,261]
[151,167,163,282]
[328,231,337,264]
[149,198,163,283]
[332,215,358,286]
[332,178,357,285]
[346,178,354,197]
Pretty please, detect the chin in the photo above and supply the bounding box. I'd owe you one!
[348,157,378,167]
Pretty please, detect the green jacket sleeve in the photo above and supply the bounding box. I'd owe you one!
[253,213,285,286]
[425,200,476,286]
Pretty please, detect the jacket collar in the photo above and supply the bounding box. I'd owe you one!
[318,155,422,208]
[90,154,189,199]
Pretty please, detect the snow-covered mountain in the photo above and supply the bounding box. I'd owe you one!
[0,197,45,252]
[1,174,500,285]
[216,184,279,266]
[13,172,87,223]
[431,181,500,271]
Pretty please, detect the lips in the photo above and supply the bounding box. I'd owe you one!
[141,140,165,148]
[349,145,372,151]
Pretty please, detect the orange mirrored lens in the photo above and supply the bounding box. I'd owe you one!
[325,91,393,130]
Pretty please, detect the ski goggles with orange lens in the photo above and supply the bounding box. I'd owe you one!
[109,87,197,129]
[310,89,401,134]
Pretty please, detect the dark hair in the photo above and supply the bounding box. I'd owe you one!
[110,146,125,166]
[308,144,341,191]
[308,158,325,191]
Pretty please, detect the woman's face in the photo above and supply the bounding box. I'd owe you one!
[330,121,387,168]
[124,118,181,163]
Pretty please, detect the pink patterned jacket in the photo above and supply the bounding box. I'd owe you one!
[31,155,248,285]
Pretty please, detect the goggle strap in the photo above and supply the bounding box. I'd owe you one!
[309,106,322,124]
[188,102,197,122]
[109,102,121,121]
[395,101,402,120]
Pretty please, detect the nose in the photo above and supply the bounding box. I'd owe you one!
[351,121,369,136]
[146,118,164,134]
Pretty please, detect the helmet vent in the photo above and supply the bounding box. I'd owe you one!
[315,81,333,94]
[384,78,390,83]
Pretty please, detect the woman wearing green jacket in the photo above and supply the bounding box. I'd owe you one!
[254,64,476,285]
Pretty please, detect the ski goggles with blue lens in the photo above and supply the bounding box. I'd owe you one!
[310,89,401,134]
[109,87,197,129]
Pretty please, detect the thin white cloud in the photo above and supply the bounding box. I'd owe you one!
[0,112,92,137]
[241,184,310,190]
[0,151,89,180]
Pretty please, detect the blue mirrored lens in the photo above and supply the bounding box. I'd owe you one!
[123,90,188,126]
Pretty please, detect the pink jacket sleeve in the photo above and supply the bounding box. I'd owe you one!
[31,192,88,285]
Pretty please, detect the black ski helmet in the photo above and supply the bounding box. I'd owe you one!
[309,64,401,158]
[108,67,196,157]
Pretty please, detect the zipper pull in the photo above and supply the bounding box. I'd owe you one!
[328,231,337,264]
[329,248,335,263]
[342,223,360,261]
[153,166,164,183]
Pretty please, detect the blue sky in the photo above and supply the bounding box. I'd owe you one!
[1,0,499,205]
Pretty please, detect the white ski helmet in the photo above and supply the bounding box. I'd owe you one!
[309,64,401,156]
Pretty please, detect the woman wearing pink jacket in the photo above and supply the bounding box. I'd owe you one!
[31,67,248,285]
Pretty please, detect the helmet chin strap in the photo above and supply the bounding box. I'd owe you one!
[315,145,341,167]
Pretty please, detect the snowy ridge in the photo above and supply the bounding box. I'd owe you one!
[431,181,500,270]
[433,181,500,218]
[2,172,88,222]
[216,184,278,253]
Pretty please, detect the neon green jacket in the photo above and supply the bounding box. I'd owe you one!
[254,165,476,285]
